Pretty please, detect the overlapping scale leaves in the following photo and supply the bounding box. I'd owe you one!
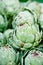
[0,0,43,65]
[6,10,41,51]
[0,0,22,16]
[25,50,43,65]
[0,45,18,65]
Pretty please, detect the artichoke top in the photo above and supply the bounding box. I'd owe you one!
[10,11,42,50]
[0,45,17,65]
[25,50,43,65]
[0,0,21,16]
[12,11,34,28]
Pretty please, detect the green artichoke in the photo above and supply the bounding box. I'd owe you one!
[4,29,14,42]
[0,32,6,46]
[24,1,41,22]
[8,11,42,51]
[0,13,8,32]
[0,45,17,65]
[25,50,43,65]
[0,0,21,16]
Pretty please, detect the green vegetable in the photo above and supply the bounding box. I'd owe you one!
[0,45,17,65]
[0,0,21,16]
[8,11,42,51]
[12,11,34,28]
[25,50,43,65]
[4,29,14,42]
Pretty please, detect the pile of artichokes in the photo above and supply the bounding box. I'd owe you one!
[0,0,43,65]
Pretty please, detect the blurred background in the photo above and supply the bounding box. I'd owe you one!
[19,0,43,3]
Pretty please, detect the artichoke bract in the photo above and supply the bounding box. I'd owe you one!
[0,14,8,32]
[0,33,6,47]
[8,11,41,51]
[38,3,43,39]
[38,13,43,30]
[0,0,21,16]
[24,1,41,22]
[38,4,43,30]
[0,45,17,65]
[25,50,43,65]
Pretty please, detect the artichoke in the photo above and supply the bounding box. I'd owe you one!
[0,45,17,65]
[0,0,21,16]
[0,32,6,47]
[24,1,41,22]
[4,29,14,42]
[0,13,8,32]
[25,50,43,65]
[7,11,42,51]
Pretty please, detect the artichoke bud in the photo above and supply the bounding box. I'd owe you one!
[25,50,43,65]
[12,11,34,28]
[0,45,18,65]
[11,11,42,50]
[4,29,14,42]
[1,0,21,16]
